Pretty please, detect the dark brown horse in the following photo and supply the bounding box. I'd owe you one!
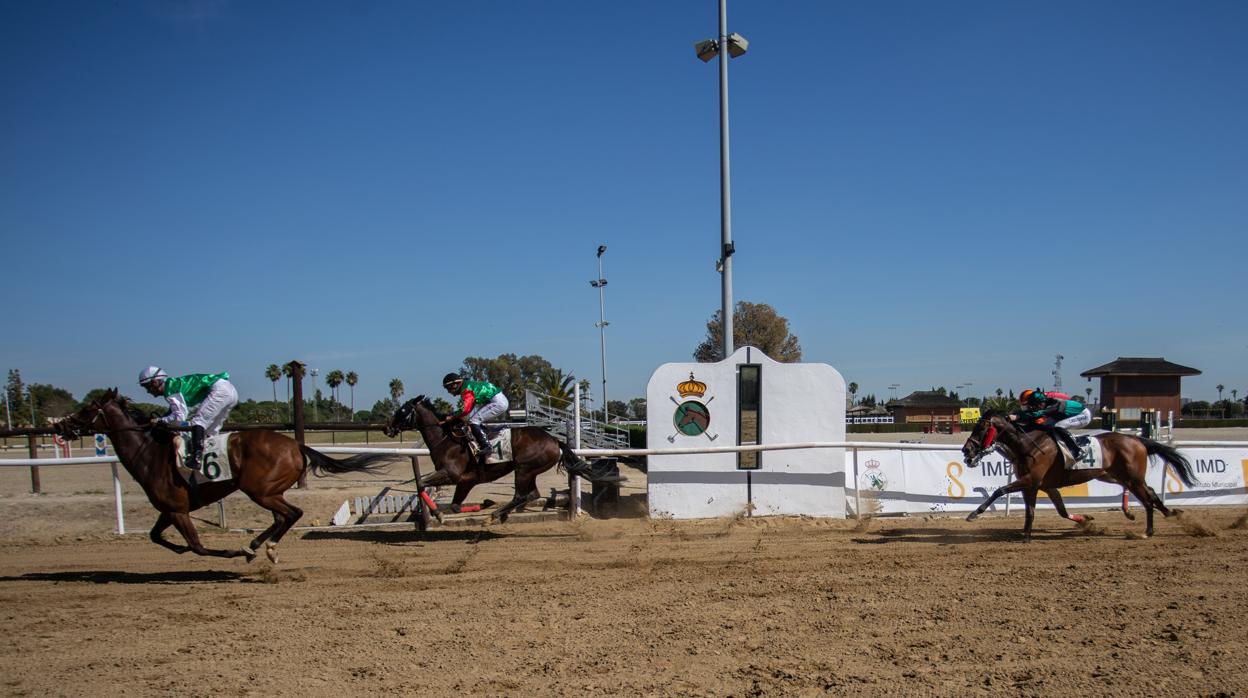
[55,389,392,562]
[383,396,612,522]
[961,411,1197,541]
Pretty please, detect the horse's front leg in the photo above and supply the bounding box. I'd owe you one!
[1043,488,1089,525]
[1021,488,1039,543]
[150,511,190,554]
[448,481,475,514]
[168,512,256,561]
[966,479,1027,522]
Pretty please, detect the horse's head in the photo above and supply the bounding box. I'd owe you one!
[382,395,438,437]
[56,388,126,439]
[961,411,1007,467]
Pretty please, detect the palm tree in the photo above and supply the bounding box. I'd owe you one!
[265,364,281,404]
[1085,387,1093,404]
[1217,384,1225,402]
[346,371,358,421]
[847,382,858,406]
[535,368,576,407]
[326,370,344,421]
[1233,389,1239,403]
[389,378,404,408]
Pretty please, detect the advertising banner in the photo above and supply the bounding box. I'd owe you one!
[845,446,1248,515]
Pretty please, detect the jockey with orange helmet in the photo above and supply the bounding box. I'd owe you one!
[1011,387,1091,460]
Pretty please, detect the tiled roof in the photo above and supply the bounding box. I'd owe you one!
[1080,357,1201,377]
[886,391,963,408]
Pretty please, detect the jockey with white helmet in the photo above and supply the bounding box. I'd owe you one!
[139,366,239,471]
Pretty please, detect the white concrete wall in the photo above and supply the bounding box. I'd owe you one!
[646,347,847,519]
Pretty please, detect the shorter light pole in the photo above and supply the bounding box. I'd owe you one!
[889,384,901,401]
[310,368,319,422]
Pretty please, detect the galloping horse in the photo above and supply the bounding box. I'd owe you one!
[56,389,392,562]
[961,411,1196,541]
[383,396,610,522]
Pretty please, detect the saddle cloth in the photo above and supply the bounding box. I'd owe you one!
[174,433,233,483]
[480,427,514,463]
[1060,434,1102,471]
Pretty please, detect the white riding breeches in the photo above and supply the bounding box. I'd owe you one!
[468,392,510,425]
[191,380,239,437]
[1056,408,1092,430]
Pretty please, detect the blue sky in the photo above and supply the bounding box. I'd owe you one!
[3,1,1245,410]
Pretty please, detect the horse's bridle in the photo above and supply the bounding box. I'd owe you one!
[60,402,146,439]
[963,417,1000,466]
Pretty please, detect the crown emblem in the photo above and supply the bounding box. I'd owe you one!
[865,459,881,470]
[677,373,707,399]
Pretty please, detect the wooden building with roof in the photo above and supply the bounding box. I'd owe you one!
[885,390,964,432]
[1079,357,1200,421]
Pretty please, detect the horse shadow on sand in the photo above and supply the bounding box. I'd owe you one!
[852,525,1102,546]
[0,569,248,584]
[298,528,575,546]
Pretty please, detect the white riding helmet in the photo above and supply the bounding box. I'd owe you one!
[138,366,168,385]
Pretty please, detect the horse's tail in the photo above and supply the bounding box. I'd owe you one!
[1142,438,1198,487]
[299,445,392,477]
[556,440,586,475]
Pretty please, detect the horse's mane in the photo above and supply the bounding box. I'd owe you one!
[103,394,173,442]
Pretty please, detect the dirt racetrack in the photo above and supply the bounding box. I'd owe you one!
[3,430,1248,696]
[3,503,1248,696]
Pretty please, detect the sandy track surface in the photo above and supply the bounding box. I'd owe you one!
[2,505,1247,697]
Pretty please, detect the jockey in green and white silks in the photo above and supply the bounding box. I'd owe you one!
[139,366,239,471]
[441,372,509,462]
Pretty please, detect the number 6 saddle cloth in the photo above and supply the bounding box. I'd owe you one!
[173,433,234,484]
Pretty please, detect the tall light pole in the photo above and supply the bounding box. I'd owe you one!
[590,245,609,424]
[696,1,748,360]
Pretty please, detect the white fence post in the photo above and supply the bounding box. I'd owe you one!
[571,382,582,518]
[111,461,126,535]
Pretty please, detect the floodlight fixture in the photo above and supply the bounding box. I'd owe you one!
[727,33,748,57]
[695,39,718,62]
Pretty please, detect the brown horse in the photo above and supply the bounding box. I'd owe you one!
[961,411,1197,541]
[383,396,614,522]
[55,389,392,562]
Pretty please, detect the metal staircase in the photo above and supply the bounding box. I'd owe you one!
[523,391,630,450]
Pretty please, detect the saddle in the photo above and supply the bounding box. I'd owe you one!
[447,421,510,465]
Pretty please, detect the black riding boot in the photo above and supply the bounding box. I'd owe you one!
[470,423,491,463]
[1056,427,1082,462]
[187,425,206,471]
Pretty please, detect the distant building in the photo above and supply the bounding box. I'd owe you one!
[1079,357,1200,421]
[886,391,964,431]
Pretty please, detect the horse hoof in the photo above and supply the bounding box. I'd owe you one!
[965,513,978,522]
[265,542,279,564]
[241,547,257,562]
[449,503,462,514]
